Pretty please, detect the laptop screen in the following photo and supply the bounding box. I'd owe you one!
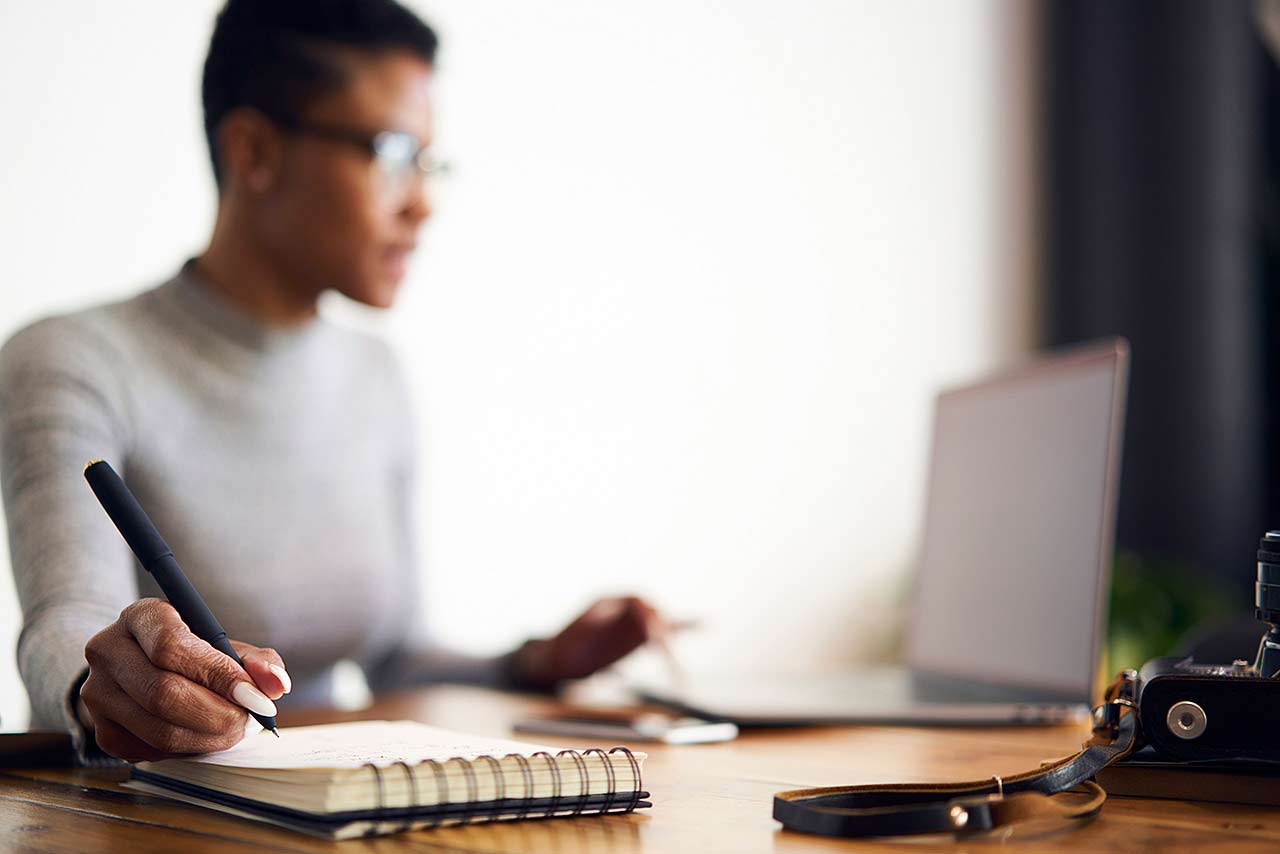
[905,341,1127,698]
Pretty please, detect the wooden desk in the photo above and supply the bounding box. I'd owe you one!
[3,685,1278,852]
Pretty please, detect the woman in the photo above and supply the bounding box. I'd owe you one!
[0,0,660,762]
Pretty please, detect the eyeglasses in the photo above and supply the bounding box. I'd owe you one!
[275,119,449,194]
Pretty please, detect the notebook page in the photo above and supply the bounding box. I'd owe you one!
[185,720,572,769]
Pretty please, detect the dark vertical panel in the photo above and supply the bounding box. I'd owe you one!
[1262,26,1280,558]
[1043,0,1264,587]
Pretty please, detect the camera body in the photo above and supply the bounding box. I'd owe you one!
[1136,656,1280,761]
[1134,531,1280,762]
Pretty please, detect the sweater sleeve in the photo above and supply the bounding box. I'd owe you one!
[0,318,139,745]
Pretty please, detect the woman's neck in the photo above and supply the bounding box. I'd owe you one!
[195,214,320,328]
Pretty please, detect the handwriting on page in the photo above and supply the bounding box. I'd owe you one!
[187,721,569,769]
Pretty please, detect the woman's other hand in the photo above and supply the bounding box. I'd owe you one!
[78,598,290,761]
[509,595,666,690]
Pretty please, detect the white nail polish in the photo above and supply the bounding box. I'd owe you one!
[232,681,278,717]
[269,664,292,694]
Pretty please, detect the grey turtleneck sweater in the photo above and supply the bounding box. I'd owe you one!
[1,264,505,743]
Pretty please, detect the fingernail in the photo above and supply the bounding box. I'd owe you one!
[269,664,292,694]
[232,682,278,717]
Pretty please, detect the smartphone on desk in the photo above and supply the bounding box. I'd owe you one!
[513,711,738,745]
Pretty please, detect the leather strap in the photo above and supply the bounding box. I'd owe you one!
[773,672,1142,839]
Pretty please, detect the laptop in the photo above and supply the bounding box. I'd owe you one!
[640,339,1129,725]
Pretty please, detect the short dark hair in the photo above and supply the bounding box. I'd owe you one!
[201,0,438,187]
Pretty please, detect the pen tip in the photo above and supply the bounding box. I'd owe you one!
[269,727,280,738]
[83,459,103,473]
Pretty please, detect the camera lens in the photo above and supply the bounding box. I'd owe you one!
[1256,532,1280,620]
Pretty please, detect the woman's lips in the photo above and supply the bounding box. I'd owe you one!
[382,244,415,280]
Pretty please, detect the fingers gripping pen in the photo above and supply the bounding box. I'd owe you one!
[83,459,279,735]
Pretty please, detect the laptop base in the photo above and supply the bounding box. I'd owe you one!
[636,667,1089,728]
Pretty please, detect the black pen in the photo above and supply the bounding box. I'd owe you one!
[83,459,279,736]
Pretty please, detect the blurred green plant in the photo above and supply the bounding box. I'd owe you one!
[1106,550,1237,671]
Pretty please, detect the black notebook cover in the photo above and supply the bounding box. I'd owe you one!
[132,768,652,838]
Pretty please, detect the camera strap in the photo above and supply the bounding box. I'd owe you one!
[772,670,1143,839]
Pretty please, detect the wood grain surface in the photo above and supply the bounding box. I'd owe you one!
[3,685,1278,853]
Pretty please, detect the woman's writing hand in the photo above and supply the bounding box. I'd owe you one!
[509,595,664,690]
[78,598,290,761]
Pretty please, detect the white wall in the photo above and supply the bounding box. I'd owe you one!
[0,1,1036,728]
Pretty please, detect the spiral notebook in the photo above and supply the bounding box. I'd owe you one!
[122,720,650,839]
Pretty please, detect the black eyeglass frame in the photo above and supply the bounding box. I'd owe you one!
[272,117,448,181]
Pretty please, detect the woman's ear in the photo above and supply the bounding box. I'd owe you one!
[216,108,284,195]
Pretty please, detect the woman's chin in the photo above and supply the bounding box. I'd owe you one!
[339,278,401,309]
